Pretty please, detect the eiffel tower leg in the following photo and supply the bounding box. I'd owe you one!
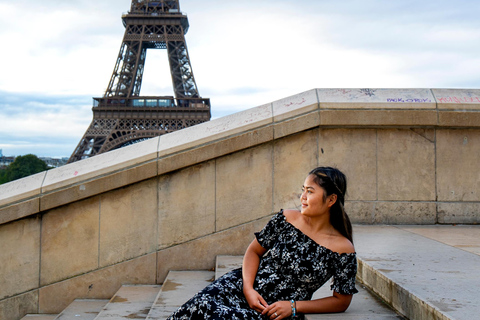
[69,0,210,163]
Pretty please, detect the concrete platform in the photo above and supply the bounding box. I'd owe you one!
[55,299,109,320]
[95,285,160,319]
[355,225,480,320]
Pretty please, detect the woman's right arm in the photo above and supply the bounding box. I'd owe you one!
[242,239,268,313]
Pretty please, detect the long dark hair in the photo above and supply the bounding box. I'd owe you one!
[308,167,353,244]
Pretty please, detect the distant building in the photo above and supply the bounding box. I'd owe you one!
[0,153,69,169]
[0,155,15,168]
[39,157,69,168]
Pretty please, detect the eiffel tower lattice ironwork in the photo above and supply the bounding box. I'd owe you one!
[69,0,210,163]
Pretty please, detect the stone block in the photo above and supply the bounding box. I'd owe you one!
[157,216,271,282]
[432,88,480,110]
[273,110,321,140]
[377,129,435,201]
[272,89,319,123]
[40,197,100,286]
[345,201,375,224]
[215,144,274,231]
[0,171,45,208]
[374,202,437,224]
[319,109,437,126]
[158,161,216,249]
[158,126,274,175]
[0,290,38,320]
[438,110,480,127]
[158,103,273,157]
[0,172,45,225]
[318,129,377,201]
[317,88,436,109]
[273,130,318,210]
[0,198,39,225]
[99,179,157,267]
[40,161,157,211]
[436,129,480,201]
[437,202,480,224]
[42,137,159,193]
[0,217,40,299]
[38,253,156,314]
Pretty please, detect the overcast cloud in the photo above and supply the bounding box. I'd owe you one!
[0,0,479,157]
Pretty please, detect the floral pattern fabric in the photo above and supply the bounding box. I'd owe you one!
[166,210,358,320]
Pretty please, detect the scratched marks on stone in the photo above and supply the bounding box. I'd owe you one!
[284,97,307,108]
[359,89,376,97]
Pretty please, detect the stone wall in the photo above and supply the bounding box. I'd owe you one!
[0,88,479,319]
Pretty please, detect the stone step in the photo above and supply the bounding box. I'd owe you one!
[94,285,161,320]
[20,315,57,320]
[55,299,109,320]
[215,255,404,319]
[146,271,215,320]
[355,225,480,320]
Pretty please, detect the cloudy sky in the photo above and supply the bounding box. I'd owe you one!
[0,0,479,158]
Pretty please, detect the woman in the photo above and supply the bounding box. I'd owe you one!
[167,167,358,319]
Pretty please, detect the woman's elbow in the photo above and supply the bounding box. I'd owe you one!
[334,293,353,312]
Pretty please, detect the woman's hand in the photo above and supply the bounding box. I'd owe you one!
[243,288,269,313]
[261,301,292,319]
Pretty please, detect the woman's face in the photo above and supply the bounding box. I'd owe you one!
[300,174,335,218]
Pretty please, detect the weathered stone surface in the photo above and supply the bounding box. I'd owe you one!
[0,217,40,299]
[377,129,435,201]
[39,253,156,314]
[158,126,274,175]
[0,290,38,320]
[42,137,159,193]
[40,161,157,212]
[40,197,100,286]
[158,161,216,249]
[432,88,480,110]
[345,201,375,224]
[273,110,320,140]
[436,129,480,202]
[438,110,480,127]
[319,129,377,201]
[319,109,437,126]
[157,216,270,282]
[99,179,157,267]
[437,202,480,224]
[273,130,318,210]
[158,104,273,157]
[215,144,274,231]
[318,88,435,109]
[0,198,39,225]
[374,202,437,224]
[272,89,319,122]
[0,172,45,208]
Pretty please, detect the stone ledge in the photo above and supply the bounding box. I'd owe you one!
[355,225,480,320]
[2,88,480,225]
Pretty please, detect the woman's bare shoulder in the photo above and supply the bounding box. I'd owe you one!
[331,236,356,254]
[282,209,301,222]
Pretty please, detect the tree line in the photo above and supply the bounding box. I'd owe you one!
[0,154,49,185]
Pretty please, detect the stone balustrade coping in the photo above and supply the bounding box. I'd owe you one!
[1,88,479,225]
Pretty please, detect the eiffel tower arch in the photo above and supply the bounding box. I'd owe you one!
[69,0,210,163]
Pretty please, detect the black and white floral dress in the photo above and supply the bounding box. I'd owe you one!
[167,210,358,320]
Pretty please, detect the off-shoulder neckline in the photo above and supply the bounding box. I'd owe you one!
[277,210,356,257]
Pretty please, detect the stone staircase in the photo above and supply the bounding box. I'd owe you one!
[21,255,403,320]
[20,224,480,320]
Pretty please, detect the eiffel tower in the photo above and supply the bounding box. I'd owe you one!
[69,0,210,163]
